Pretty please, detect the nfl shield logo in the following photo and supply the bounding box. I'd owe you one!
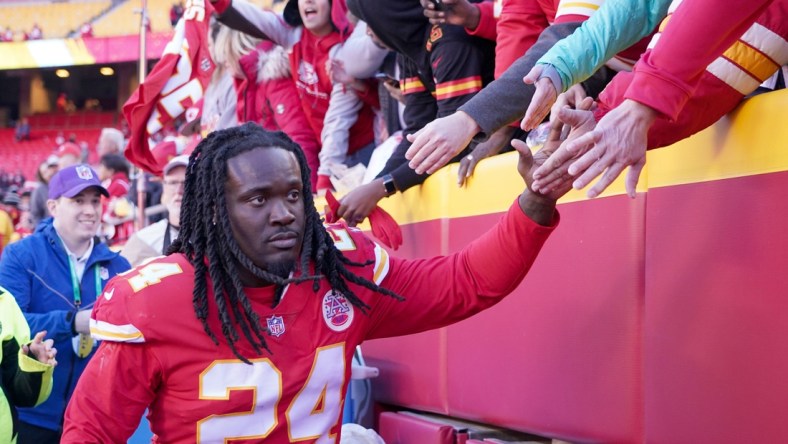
[266,315,285,337]
[76,165,93,180]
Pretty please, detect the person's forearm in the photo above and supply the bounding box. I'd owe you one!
[624,0,771,121]
[461,22,581,138]
[518,188,555,226]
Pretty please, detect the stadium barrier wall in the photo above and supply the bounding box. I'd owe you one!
[361,89,788,443]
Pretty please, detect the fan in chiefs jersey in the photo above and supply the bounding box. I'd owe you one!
[61,115,589,443]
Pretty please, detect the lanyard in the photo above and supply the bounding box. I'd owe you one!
[162,221,172,255]
[66,255,102,309]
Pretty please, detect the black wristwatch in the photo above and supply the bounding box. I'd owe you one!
[381,174,397,196]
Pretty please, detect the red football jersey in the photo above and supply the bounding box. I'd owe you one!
[62,201,556,443]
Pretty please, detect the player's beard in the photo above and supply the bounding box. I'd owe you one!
[267,260,296,280]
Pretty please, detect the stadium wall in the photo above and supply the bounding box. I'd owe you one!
[361,89,788,443]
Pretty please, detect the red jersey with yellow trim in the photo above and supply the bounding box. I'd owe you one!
[597,0,787,148]
[62,201,556,443]
[622,0,786,122]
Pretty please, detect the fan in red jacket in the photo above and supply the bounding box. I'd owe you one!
[219,24,323,191]
[212,0,378,192]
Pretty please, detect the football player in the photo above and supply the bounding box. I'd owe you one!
[62,116,588,442]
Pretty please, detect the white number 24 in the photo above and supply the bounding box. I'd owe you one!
[197,344,346,443]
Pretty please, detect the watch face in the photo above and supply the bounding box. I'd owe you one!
[383,176,397,195]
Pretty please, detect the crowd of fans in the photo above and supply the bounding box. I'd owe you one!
[0,0,785,442]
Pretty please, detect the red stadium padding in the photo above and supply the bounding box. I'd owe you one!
[444,197,644,443]
[365,198,645,443]
[363,219,450,413]
[378,411,456,444]
[644,173,788,443]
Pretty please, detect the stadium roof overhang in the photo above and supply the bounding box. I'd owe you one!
[0,33,172,71]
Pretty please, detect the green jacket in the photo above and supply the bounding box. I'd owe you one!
[537,0,671,91]
[0,286,53,444]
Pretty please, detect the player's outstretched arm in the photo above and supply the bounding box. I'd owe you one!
[366,119,584,339]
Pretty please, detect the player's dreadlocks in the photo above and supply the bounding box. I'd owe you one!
[168,122,402,362]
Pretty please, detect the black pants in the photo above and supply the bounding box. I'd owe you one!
[17,421,61,444]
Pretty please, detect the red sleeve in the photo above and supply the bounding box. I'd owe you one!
[212,0,231,14]
[355,79,380,109]
[494,0,555,77]
[466,1,497,41]
[266,77,322,191]
[624,0,773,121]
[106,177,129,199]
[366,200,558,339]
[61,342,161,443]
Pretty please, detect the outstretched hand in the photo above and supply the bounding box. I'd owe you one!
[520,65,557,131]
[457,126,514,187]
[23,331,57,366]
[533,99,657,198]
[405,111,480,175]
[528,97,598,196]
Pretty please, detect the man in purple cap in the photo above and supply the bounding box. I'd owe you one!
[121,155,188,266]
[0,164,130,444]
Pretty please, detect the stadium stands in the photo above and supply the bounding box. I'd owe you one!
[26,111,116,130]
[92,0,173,38]
[0,0,110,40]
[0,0,281,42]
[0,128,103,175]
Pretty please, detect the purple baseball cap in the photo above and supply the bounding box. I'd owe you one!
[48,164,109,200]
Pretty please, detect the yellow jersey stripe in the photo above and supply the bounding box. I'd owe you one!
[434,79,482,98]
[556,0,602,19]
[373,244,390,285]
[722,40,780,82]
[740,22,788,66]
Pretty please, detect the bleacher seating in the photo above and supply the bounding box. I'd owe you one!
[27,111,116,130]
[0,0,110,40]
[92,0,173,37]
[0,127,105,178]
[0,0,281,42]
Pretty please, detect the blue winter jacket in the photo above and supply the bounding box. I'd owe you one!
[0,218,130,432]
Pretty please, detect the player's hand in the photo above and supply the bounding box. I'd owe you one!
[520,65,557,131]
[420,0,480,28]
[74,309,92,335]
[530,97,598,195]
[457,126,514,187]
[23,331,57,366]
[337,180,387,226]
[535,99,656,198]
[406,111,480,175]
